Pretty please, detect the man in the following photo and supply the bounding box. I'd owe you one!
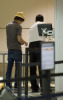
[6,12,28,88]
[29,14,44,92]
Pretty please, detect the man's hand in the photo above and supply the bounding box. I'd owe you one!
[17,35,28,46]
[25,41,28,46]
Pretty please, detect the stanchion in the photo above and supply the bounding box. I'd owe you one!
[3,54,5,79]
[25,48,28,97]
[17,63,22,100]
[42,70,51,100]
[22,54,25,87]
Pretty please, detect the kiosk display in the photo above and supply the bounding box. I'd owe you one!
[41,42,55,70]
[37,23,53,36]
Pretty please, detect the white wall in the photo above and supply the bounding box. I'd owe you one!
[55,0,63,100]
[0,0,54,54]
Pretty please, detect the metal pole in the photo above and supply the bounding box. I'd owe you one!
[3,54,5,79]
[17,62,22,100]
[23,54,25,88]
[42,70,51,100]
[25,48,28,96]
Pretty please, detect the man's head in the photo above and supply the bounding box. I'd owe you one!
[14,12,25,24]
[35,14,44,22]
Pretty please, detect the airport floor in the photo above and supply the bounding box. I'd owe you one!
[0,81,57,100]
[11,82,55,99]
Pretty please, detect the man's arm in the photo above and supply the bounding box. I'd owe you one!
[17,35,28,46]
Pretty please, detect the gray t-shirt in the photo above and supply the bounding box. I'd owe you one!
[6,21,22,50]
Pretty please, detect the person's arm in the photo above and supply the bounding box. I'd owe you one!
[17,35,28,46]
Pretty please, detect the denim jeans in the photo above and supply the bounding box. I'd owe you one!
[6,49,22,88]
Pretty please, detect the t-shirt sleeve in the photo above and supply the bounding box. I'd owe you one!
[17,25,22,36]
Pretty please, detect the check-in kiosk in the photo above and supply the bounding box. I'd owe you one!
[40,42,55,100]
[38,23,55,100]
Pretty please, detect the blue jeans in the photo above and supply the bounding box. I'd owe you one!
[6,49,22,88]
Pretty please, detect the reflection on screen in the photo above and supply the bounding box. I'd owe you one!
[37,23,52,36]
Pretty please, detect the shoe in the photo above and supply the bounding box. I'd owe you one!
[14,85,17,89]
[40,92,42,95]
[14,86,17,91]
[14,86,17,88]
[39,88,42,92]
[6,85,12,89]
[32,89,39,92]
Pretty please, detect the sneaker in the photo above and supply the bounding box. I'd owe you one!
[32,89,39,92]
[14,86,17,91]
[14,85,18,90]
[6,85,12,89]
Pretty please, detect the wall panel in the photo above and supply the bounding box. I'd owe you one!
[0,0,54,53]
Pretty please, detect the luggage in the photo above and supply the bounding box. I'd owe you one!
[0,87,17,100]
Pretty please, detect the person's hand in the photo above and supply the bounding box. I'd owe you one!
[25,41,28,46]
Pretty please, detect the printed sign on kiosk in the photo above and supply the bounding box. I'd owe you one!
[41,42,55,70]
